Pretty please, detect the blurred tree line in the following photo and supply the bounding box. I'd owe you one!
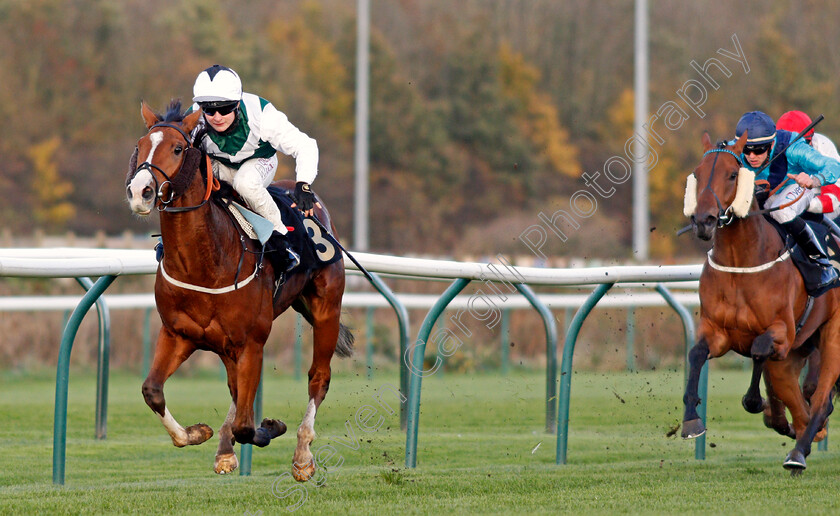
[1,0,839,260]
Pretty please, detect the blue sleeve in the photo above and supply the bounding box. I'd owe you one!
[787,139,840,186]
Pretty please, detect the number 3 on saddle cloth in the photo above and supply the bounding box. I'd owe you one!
[261,185,342,278]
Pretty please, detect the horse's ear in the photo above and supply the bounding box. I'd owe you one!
[733,130,749,154]
[701,132,713,152]
[183,110,203,133]
[141,101,159,129]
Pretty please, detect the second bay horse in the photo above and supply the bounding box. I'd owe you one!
[682,131,840,472]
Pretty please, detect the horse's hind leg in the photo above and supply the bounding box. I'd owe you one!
[803,349,821,403]
[230,342,287,448]
[786,327,840,471]
[214,355,239,474]
[215,401,239,474]
[762,366,795,438]
[293,288,343,481]
[142,329,214,447]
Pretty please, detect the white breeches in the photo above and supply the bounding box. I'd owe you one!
[767,183,817,224]
[213,155,286,234]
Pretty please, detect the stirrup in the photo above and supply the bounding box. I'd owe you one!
[285,248,300,272]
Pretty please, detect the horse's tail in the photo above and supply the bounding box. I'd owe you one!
[335,323,355,358]
[292,298,355,358]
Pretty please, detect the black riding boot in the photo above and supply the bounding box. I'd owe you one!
[786,217,839,287]
[271,231,300,273]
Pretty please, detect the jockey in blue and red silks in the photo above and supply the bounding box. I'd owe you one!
[734,110,840,290]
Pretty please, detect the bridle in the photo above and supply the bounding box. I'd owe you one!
[130,122,216,213]
[699,145,743,228]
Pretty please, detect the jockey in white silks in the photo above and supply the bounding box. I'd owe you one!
[190,64,322,271]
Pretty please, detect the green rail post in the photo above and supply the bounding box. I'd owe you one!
[54,274,117,485]
[363,271,410,431]
[626,306,636,372]
[405,278,471,468]
[655,284,705,460]
[556,283,613,465]
[366,306,375,380]
[142,307,153,377]
[514,284,558,434]
[240,367,263,476]
[75,277,112,441]
[500,309,511,375]
[294,313,303,381]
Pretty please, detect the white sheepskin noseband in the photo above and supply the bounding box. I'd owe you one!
[730,168,755,217]
[683,174,697,217]
[683,168,755,218]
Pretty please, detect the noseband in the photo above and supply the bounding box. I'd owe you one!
[700,145,744,228]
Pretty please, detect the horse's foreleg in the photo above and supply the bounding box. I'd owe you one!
[682,337,710,439]
[142,329,213,447]
[292,301,341,482]
[786,328,840,471]
[742,331,776,414]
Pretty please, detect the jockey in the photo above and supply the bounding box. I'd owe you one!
[191,64,322,270]
[735,110,840,287]
[776,110,840,217]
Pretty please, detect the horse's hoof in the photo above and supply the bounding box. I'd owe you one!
[681,418,706,439]
[814,428,827,442]
[214,452,239,475]
[185,423,214,445]
[261,418,288,438]
[291,458,316,482]
[783,450,807,471]
[741,395,766,414]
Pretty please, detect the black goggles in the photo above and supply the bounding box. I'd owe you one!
[200,102,239,116]
[743,143,771,156]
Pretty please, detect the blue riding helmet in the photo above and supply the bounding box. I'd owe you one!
[735,111,776,144]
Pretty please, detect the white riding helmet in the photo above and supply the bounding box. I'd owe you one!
[192,65,242,103]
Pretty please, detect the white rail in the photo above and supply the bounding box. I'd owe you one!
[0,247,703,285]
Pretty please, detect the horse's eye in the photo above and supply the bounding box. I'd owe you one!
[730,171,738,180]
[174,145,183,155]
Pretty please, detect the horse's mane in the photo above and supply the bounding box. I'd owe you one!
[156,99,186,123]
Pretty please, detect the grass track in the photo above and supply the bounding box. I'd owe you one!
[1,366,839,515]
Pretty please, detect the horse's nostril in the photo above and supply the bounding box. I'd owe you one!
[142,186,154,201]
[126,186,132,200]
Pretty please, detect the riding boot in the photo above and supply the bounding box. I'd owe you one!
[786,217,839,287]
[271,231,300,273]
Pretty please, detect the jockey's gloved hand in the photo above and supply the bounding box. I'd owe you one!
[292,182,318,214]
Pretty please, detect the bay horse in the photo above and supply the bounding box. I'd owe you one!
[682,131,840,472]
[125,100,353,481]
